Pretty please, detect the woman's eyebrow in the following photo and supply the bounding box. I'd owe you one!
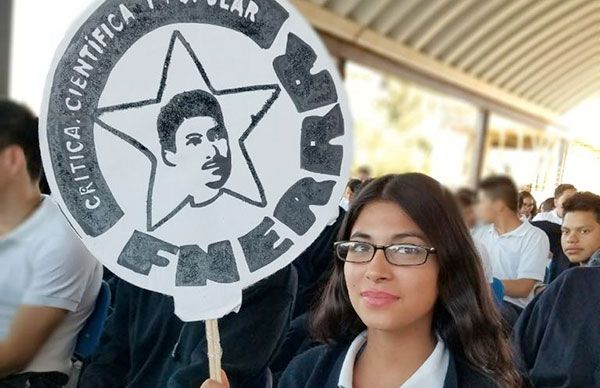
[349,232,371,240]
[349,232,427,241]
[391,232,426,240]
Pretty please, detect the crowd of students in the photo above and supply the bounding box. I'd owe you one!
[1,98,600,387]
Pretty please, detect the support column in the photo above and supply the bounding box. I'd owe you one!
[556,138,569,185]
[0,0,13,97]
[470,108,490,187]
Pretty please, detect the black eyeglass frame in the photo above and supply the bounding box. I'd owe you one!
[334,241,437,267]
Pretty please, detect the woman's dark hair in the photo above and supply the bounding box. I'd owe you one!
[518,191,537,218]
[311,173,521,387]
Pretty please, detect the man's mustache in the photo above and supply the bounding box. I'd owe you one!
[202,153,229,171]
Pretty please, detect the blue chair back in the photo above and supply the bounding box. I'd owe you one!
[491,277,505,306]
[74,281,111,360]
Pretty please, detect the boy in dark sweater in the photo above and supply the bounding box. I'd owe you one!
[513,267,600,386]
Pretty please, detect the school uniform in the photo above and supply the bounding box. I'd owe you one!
[0,196,102,387]
[513,266,600,387]
[473,222,549,311]
[588,250,600,267]
[270,208,345,378]
[278,333,498,388]
[532,210,562,225]
[80,266,297,388]
[292,207,345,319]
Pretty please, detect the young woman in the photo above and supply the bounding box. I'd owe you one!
[518,191,537,221]
[202,173,521,388]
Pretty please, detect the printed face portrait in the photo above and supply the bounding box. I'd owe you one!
[157,90,231,190]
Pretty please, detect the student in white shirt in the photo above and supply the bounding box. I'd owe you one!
[532,184,577,225]
[455,188,493,282]
[474,176,549,327]
[0,100,102,387]
[202,174,522,388]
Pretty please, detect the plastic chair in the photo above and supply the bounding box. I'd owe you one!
[74,281,111,360]
[491,277,505,306]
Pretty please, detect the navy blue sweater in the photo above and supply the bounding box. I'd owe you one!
[513,266,600,387]
[277,342,499,388]
[80,266,297,388]
[292,207,345,319]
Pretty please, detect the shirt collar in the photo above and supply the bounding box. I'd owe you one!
[488,220,529,238]
[338,331,367,388]
[338,332,450,388]
[587,250,600,267]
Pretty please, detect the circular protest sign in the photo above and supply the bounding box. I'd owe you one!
[40,0,352,321]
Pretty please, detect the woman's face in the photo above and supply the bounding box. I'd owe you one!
[344,200,439,333]
[520,197,535,217]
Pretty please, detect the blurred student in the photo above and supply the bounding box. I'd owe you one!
[560,192,600,266]
[0,100,102,387]
[474,176,549,327]
[455,188,493,282]
[518,191,536,221]
[340,178,362,211]
[539,197,555,213]
[531,186,577,283]
[532,184,576,225]
[202,173,522,388]
[356,165,371,182]
[455,188,478,230]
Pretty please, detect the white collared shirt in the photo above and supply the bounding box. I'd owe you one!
[338,331,450,388]
[0,196,102,374]
[473,221,550,308]
[532,209,562,225]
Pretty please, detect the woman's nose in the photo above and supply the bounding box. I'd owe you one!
[365,250,392,282]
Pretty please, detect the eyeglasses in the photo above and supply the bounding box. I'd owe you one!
[334,241,436,267]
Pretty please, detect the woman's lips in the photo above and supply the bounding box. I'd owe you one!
[360,290,400,307]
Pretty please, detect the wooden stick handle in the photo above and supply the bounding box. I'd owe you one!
[205,319,222,383]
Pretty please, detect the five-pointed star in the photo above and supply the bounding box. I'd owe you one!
[95,30,280,231]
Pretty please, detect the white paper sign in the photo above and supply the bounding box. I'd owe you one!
[39,0,352,321]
